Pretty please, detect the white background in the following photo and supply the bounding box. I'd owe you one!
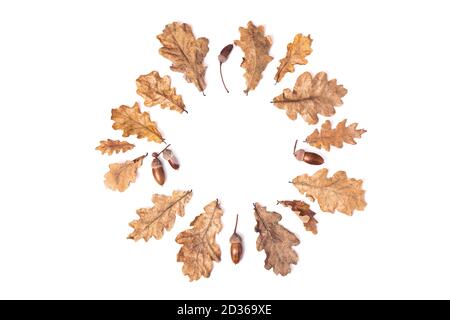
[1,0,449,299]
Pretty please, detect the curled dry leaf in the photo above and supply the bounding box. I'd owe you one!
[292,168,366,215]
[104,153,147,192]
[306,119,366,151]
[95,139,135,155]
[275,34,313,84]
[128,190,193,241]
[234,21,273,94]
[157,22,209,93]
[278,200,318,235]
[136,71,187,113]
[176,200,223,281]
[254,203,299,276]
[111,102,164,143]
[272,71,347,124]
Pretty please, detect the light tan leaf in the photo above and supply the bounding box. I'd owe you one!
[104,153,147,192]
[272,71,347,124]
[95,139,135,155]
[128,190,193,241]
[157,22,209,93]
[111,102,163,143]
[306,119,366,151]
[275,34,313,84]
[292,168,366,215]
[176,200,223,281]
[136,71,187,113]
[278,200,318,235]
[234,21,273,94]
[254,203,299,276]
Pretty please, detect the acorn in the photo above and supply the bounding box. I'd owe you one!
[162,148,180,170]
[151,155,165,186]
[230,214,243,264]
[293,140,324,165]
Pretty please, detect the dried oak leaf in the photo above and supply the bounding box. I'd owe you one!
[306,119,366,151]
[157,22,209,93]
[272,71,347,124]
[104,153,147,192]
[176,200,223,281]
[95,139,135,155]
[111,102,163,143]
[254,203,299,276]
[278,200,318,235]
[275,34,313,84]
[292,168,366,215]
[128,190,193,241]
[136,71,187,113]
[234,21,273,94]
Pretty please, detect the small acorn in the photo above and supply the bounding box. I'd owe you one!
[151,154,165,186]
[218,44,233,93]
[293,140,324,165]
[162,148,180,170]
[230,214,243,264]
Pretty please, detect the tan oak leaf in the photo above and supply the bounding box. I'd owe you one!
[275,34,313,84]
[104,153,147,192]
[136,71,187,113]
[292,168,366,215]
[278,200,318,235]
[176,200,223,281]
[111,102,163,143]
[157,22,209,93]
[306,119,366,151]
[95,139,135,155]
[254,203,299,276]
[128,190,193,241]
[234,21,273,94]
[272,71,347,124]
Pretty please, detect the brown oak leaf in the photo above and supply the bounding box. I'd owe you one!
[176,200,223,281]
[128,190,193,241]
[292,168,367,215]
[254,203,299,276]
[95,139,135,155]
[278,200,318,235]
[234,21,273,94]
[111,102,163,143]
[136,71,187,113]
[306,119,366,151]
[104,153,147,192]
[157,22,209,93]
[275,34,313,84]
[272,71,347,124]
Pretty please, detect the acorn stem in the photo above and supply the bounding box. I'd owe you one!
[234,214,239,234]
[220,63,229,93]
[293,140,299,155]
[154,144,171,158]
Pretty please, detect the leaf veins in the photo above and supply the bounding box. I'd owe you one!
[275,34,313,84]
[272,71,347,124]
[128,190,193,241]
[95,139,135,155]
[176,200,223,281]
[157,22,209,93]
[306,119,366,151]
[111,102,164,143]
[278,200,318,235]
[254,203,299,276]
[234,21,273,94]
[136,71,187,113]
[292,168,367,215]
[104,153,147,192]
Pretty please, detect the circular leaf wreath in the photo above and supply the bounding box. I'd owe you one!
[96,21,367,281]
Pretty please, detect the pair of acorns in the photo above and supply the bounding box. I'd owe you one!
[151,144,179,186]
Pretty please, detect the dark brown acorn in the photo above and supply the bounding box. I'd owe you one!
[218,44,233,93]
[151,144,172,186]
[230,214,242,264]
[293,140,324,165]
[162,148,180,170]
